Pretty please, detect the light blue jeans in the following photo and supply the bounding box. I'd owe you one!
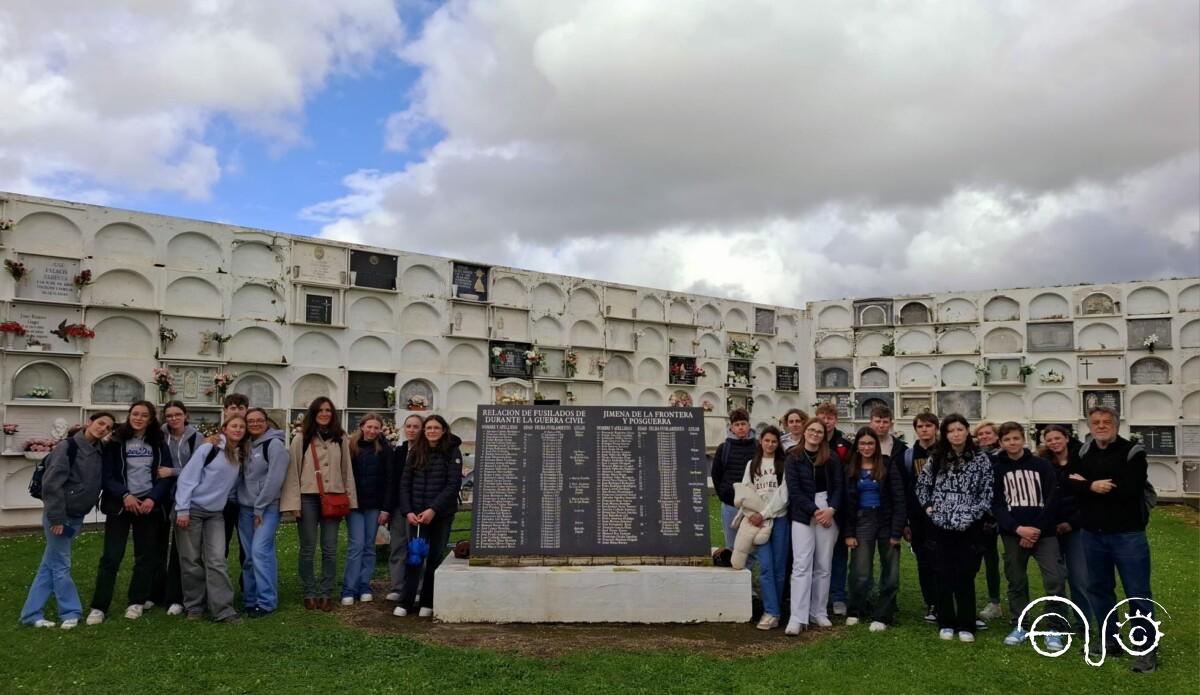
[20,513,84,624]
[754,518,791,618]
[342,508,381,598]
[238,504,281,612]
[721,504,756,569]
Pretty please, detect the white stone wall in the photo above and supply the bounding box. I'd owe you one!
[0,192,808,527]
[810,282,1200,500]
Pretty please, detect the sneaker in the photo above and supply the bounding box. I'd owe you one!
[844,617,860,626]
[1004,627,1029,646]
[167,604,184,616]
[924,606,938,623]
[1044,634,1065,652]
[385,592,402,602]
[86,609,105,626]
[32,619,56,628]
[393,606,408,617]
[869,621,888,632]
[979,602,1003,620]
[186,611,204,621]
[359,593,373,603]
[784,620,805,636]
[340,597,355,606]
[958,631,975,643]
[1131,651,1158,674]
[142,600,155,611]
[1090,637,1122,658]
[218,614,243,625]
[975,619,989,630]
[60,619,78,630]
[124,604,143,620]
[832,601,847,616]
[939,628,955,641]
[756,615,780,631]
[811,615,833,628]
[418,607,433,618]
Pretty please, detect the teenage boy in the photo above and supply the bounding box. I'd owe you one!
[903,411,940,622]
[991,422,1066,651]
[711,409,758,553]
[815,402,852,614]
[1068,406,1158,674]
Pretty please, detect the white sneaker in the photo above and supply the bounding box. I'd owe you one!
[393,606,408,617]
[418,607,433,618]
[979,602,1003,620]
[124,604,143,620]
[869,621,887,632]
[939,628,955,641]
[385,592,402,602]
[60,619,78,630]
[359,593,373,603]
[86,609,105,625]
[167,604,184,616]
[142,601,155,610]
[784,620,804,636]
[844,617,859,626]
[958,631,975,643]
[32,619,56,628]
[831,601,847,616]
[811,615,833,628]
[756,615,779,631]
[340,597,355,606]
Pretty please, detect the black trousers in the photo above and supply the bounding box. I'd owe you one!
[91,505,164,613]
[149,517,176,605]
[909,515,938,608]
[932,523,983,633]
[401,516,454,610]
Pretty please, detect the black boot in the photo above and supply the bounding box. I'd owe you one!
[1131,650,1158,673]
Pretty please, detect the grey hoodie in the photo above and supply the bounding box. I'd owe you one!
[175,442,242,515]
[163,423,201,469]
[41,431,104,525]
[238,428,290,516]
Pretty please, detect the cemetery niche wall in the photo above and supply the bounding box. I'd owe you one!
[0,191,1197,528]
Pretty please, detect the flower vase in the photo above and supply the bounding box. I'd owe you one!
[216,342,224,358]
[159,386,169,404]
[1,333,10,350]
[1148,344,1155,354]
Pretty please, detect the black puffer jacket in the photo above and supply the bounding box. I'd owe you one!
[384,440,410,515]
[350,439,393,511]
[400,437,463,519]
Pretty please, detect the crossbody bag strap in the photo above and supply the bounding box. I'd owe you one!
[311,440,327,495]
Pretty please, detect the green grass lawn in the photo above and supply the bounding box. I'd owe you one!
[1,503,1195,694]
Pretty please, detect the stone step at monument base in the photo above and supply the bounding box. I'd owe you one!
[433,557,751,623]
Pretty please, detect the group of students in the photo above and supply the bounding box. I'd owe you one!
[713,401,1159,673]
[19,393,463,628]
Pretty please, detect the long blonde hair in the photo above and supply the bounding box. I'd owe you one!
[221,416,251,467]
[349,413,386,458]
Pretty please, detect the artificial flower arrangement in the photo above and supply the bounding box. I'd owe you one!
[669,392,693,407]
[1039,369,1065,384]
[728,340,759,359]
[23,437,59,453]
[525,349,546,373]
[52,321,95,342]
[153,367,175,394]
[26,386,53,399]
[1143,334,1159,352]
[384,385,397,408]
[73,270,92,289]
[563,349,578,377]
[205,371,238,399]
[159,326,178,344]
[407,394,428,410]
[0,321,27,336]
[701,400,715,412]
[3,423,19,435]
[4,259,28,281]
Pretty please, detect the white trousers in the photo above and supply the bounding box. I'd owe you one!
[789,491,839,624]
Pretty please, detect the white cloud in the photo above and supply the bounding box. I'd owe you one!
[0,0,403,199]
[314,0,1199,305]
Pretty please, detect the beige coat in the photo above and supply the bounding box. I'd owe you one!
[280,433,358,513]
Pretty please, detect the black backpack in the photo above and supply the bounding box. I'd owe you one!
[28,438,80,500]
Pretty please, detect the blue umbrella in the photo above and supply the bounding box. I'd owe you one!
[406,525,429,566]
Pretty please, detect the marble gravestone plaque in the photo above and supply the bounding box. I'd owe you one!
[856,391,894,420]
[471,405,709,557]
[12,303,82,345]
[1127,318,1171,350]
[775,366,799,392]
[17,254,79,301]
[1131,426,1175,456]
[1182,426,1200,457]
[293,242,347,284]
[937,391,982,419]
[1081,390,1121,417]
[816,360,852,389]
[1027,322,1074,352]
[1077,355,1124,385]
[900,394,933,418]
[754,308,776,335]
[167,364,217,403]
[1130,358,1170,385]
[987,358,1022,383]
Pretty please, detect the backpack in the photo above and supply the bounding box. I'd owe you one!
[202,445,222,467]
[1077,439,1156,520]
[28,438,80,500]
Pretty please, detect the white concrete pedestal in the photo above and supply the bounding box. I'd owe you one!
[433,558,752,623]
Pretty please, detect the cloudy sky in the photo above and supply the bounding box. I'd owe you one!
[3,0,1197,306]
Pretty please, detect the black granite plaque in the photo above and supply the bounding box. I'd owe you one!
[1081,390,1122,417]
[489,341,532,378]
[305,294,332,324]
[471,405,710,557]
[348,371,394,409]
[1131,425,1176,456]
[775,366,799,391]
[452,262,489,301]
[350,250,397,290]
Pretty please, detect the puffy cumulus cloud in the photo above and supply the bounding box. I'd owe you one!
[0,0,402,199]
[313,0,1199,306]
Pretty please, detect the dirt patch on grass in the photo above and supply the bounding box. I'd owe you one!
[339,599,827,658]
[1160,503,1200,527]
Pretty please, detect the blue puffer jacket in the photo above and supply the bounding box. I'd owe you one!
[350,437,392,511]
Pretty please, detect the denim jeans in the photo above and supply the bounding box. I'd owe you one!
[297,494,341,599]
[1082,530,1153,639]
[1058,530,1092,630]
[753,518,791,619]
[721,504,755,569]
[342,508,381,598]
[238,504,281,612]
[848,508,901,624]
[20,513,84,624]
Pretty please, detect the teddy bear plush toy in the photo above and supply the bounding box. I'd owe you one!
[729,482,773,569]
